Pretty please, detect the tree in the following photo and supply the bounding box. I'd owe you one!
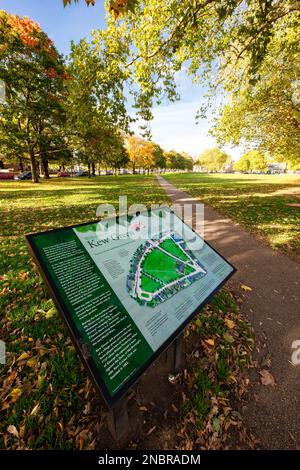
[65,31,132,172]
[125,134,145,172]
[233,154,251,173]
[139,140,155,173]
[165,150,193,171]
[101,130,129,174]
[212,16,300,168]
[0,11,68,182]
[181,152,194,171]
[196,148,230,172]
[248,150,268,172]
[152,143,166,171]
[233,150,268,173]
[71,1,300,161]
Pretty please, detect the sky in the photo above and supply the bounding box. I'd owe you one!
[0,0,242,160]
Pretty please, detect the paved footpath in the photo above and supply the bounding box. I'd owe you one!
[157,175,300,449]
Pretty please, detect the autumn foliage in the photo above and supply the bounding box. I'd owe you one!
[0,10,70,80]
[1,10,57,60]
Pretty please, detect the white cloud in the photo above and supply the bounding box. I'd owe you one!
[131,101,243,160]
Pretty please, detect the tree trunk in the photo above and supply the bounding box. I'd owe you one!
[41,156,50,179]
[0,160,4,169]
[29,148,39,183]
[87,162,91,178]
[18,157,24,172]
[91,162,95,176]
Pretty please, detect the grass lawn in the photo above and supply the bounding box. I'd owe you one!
[143,248,182,284]
[0,174,254,450]
[0,175,166,450]
[164,173,300,259]
[140,275,161,293]
[159,238,188,261]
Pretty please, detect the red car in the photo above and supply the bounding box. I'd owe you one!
[0,172,15,180]
[57,171,70,177]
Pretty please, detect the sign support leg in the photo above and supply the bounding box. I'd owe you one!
[175,333,184,374]
[107,397,129,441]
[167,333,185,378]
[173,333,184,374]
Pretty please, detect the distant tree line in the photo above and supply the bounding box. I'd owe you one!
[0,10,193,182]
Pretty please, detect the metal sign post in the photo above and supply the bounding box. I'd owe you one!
[107,397,129,441]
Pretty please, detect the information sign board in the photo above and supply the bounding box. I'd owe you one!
[26,207,235,407]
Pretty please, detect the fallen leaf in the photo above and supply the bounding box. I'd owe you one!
[261,354,272,368]
[223,332,234,344]
[1,402,11,411]
[225,318,235,329]
[27,357,37,368]
[241,284,252,292]
[212,417,221,433]
[45,307,57,319]
[30,403,40,416]
[205,338,215,346]
[139,406,147,412]
[260,369,276,386]
[9,388,23,403]
[17,352,30,361]
[7,425,19,438]
[146,425,156,436]
[19,272,28,281]
[171,403,178,413]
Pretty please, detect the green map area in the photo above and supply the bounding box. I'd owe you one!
[127,232,207,308]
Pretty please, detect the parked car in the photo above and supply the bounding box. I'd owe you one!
[105,170,114,175]
[75,170,89,177]
[57,171,70,177]
[14,171,32,180]
[0,172,15,180]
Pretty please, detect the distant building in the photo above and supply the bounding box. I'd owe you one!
[268,163,286,174]
[193,164,205,173]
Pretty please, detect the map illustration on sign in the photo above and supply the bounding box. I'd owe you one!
[127,232,207,307]
[26,207,235,407]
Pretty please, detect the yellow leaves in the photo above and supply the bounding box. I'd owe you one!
[27,357,38,368]
[36,306,58,319]
[37,374,44,388]
[205,338,215,347]
[9,387,23,403]
[224,318,235,329]
[17,351,30,361]
[18,271,29,281]
[240,284,252,292]
[30,403,40,416]
[57,422,64,432]
[195,318,202,327]
[45,307,58,319]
